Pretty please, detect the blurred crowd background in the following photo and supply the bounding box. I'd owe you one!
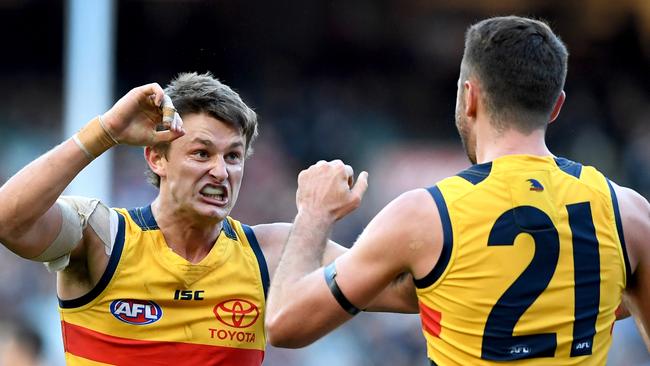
[0,0,649,365]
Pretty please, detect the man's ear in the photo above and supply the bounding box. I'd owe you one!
[464,79,478,119]
[549,90,566,124]
[144,146,167,178]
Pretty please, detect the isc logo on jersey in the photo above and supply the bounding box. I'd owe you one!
[110,299,163,325]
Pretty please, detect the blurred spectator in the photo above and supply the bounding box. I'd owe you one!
[0,322,43,366]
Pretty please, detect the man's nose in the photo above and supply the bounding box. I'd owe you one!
[209,157,228,181]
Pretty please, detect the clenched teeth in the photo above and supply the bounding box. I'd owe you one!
[203,193,224,200]
[202,186,224,195]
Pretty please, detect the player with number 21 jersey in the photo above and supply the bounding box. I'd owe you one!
[417,155,628,366]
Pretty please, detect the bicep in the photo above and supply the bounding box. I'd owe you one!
[32,196,114,272]
[333,227,413,311]
[618,185,650,340]
[366,272,419,313]
[324,239,419,313]
[329,189,439,311]
[7,203,65,259]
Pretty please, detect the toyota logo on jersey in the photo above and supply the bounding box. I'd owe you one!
[110,299,163,325]
[213,299,259,328]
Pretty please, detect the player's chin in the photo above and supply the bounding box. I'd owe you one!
[196,202,231,222]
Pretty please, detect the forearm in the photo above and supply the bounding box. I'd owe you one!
[267,212,332,317]
[267,160,368,347]
[0,83,181,256]
[0,138,92,254]
[266,211,353,347]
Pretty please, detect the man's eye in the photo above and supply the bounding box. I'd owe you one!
[193,150,209,158]
[226,152,242,161]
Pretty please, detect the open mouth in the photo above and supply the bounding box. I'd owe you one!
[200,185,228,203]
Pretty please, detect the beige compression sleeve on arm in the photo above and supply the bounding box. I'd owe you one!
[31,196,117,272]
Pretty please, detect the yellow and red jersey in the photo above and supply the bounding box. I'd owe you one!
[416,155,630,366]
[59,205,269,366]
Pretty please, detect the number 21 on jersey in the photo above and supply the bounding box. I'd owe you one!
[481,202,600,361]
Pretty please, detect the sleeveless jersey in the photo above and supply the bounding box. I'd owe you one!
[415,155,630,366]
[58,205,269,366]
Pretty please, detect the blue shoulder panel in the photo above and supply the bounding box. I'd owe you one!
[242,225,270,299]
[554,157,583,179]
[222,218,237,240]
[414,186,453,288]
[457,162,492,185]
[607,179,632,285]
[127,205,159,231]
[59,210,126,308]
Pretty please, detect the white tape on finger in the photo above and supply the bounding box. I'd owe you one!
[161,94,177,125]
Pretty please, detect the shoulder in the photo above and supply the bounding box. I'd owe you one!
[610,182,649,213]
[249,222,292,248]
[359,189,439,238]
[249,222,292,275]
[610,181,650,230]
[374,188,441,246]
[358,188,443,278]
[383,188,438,220]
[455,161,493,185]
[610,181,650,273]
[365,188,442,241]
[434,167,488,206]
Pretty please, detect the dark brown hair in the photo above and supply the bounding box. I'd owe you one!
[146,72,258,187]
[462,16,568,132]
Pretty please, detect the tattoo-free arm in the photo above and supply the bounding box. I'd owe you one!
[0,140,94,258]
[255,222,418,316]
[266,189,439,348]
[615,183,650,351]
[0,83,182,261]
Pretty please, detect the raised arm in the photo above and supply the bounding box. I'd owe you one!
[614,183,650,351]
[0,83,183,261]
[254,223,419,314]
[265,160,440,348]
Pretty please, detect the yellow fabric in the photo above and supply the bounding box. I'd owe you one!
[59,208,266,362]
[417,155,627,366]
[65,354,113,366]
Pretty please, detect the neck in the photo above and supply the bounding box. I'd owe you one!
[151,198,223,264]
[475,122,552,164]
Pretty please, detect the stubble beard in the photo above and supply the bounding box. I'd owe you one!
[455,106,477,165]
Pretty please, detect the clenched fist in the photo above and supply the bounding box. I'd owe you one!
[295,159,368,224]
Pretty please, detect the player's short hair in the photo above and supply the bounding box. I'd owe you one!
[146,72,258,188]
[461,16,568,132]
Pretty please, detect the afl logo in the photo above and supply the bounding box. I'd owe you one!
[110,299,163,325]
[213,299,259,328]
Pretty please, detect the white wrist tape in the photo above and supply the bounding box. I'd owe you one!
[73,116,119,160]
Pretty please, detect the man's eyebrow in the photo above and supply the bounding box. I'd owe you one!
[228,141,245,149]
[190,138,214,146]
[190,138,244,149]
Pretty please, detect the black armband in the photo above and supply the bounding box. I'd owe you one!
[323,262,362,316]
